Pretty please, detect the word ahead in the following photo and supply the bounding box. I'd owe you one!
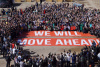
[17,38,99,46]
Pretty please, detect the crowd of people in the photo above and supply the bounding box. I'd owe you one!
[0,2,100,40]
[1,40,100,67]
[0,2,100,67]
[13,44,100,67]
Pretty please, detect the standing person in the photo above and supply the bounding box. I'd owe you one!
[12,47,16,59]
[29,58,33,67]
[97,52,100,67]
[92,40,96,47]
[52,56,57,67]
[11,6,14,11]
[86,60,89,67]
[3,36,7,43]
[6,54,11,67]
[67,54,71,67]
[61,53,64,67]
[35,2,38,8]
[40,0,42,4]
[43,9,46,14]
[79,23,84,32]
[0,44,2,55]
[16,42,19,49]
[32,57,36,67]
[9,46,13,59]
[0,35,3,55]
[1,9,5,15]
[72,53,76,67]
[48,62,51,67]
[76,55,79,67]
[60,25,64,31]
[19,59,24,67]
[80,55,85,67]
[2,43,6,57]
[18,54,22,62]
[14,56,18,67]
[90,56,94,67]
[81,4,84,10]
[11,42,15,49]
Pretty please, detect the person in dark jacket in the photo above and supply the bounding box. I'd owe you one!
[52,56,57,67]
[40,0,42,4]
[2,43,6,57]
[61,53,64,67]
[1,9,5,15]
[29,58,33,67]
[92,40,96,47]
[72,53,76,67]
[6,54,11,67]
[32,58,36,67]
[48,62,51,67]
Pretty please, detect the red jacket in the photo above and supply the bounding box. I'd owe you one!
[71,26,76,30]
[61,25,64,30]
[12,44,15,49]
[44,10,45,14]
[21,9,23,14]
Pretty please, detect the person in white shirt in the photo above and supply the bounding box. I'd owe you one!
[10,46,13,59]
[14,56,18,67]
[18,55,22,62]
[97,52,100,60]
[97,52,100,65]
[10,46,13,55]
[66,51,70,57]
[67,54,72,67]
[13,47,16,54]
[19,59,24,67]
[67,54,71,62]
[68,25,70,31]
[64,54,67,66]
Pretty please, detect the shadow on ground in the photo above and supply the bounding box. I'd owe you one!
[11,65,14,67]
[14,3,22,7]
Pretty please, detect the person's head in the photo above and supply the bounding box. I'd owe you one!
[61,52,63,55]
[68,54,70,56]
[21,59,23,61]
[93,40,95,43]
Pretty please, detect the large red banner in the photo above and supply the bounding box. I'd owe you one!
[18,31,99,46]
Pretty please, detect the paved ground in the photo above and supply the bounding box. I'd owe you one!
[23,46,84,56]
[76,0,100,9]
